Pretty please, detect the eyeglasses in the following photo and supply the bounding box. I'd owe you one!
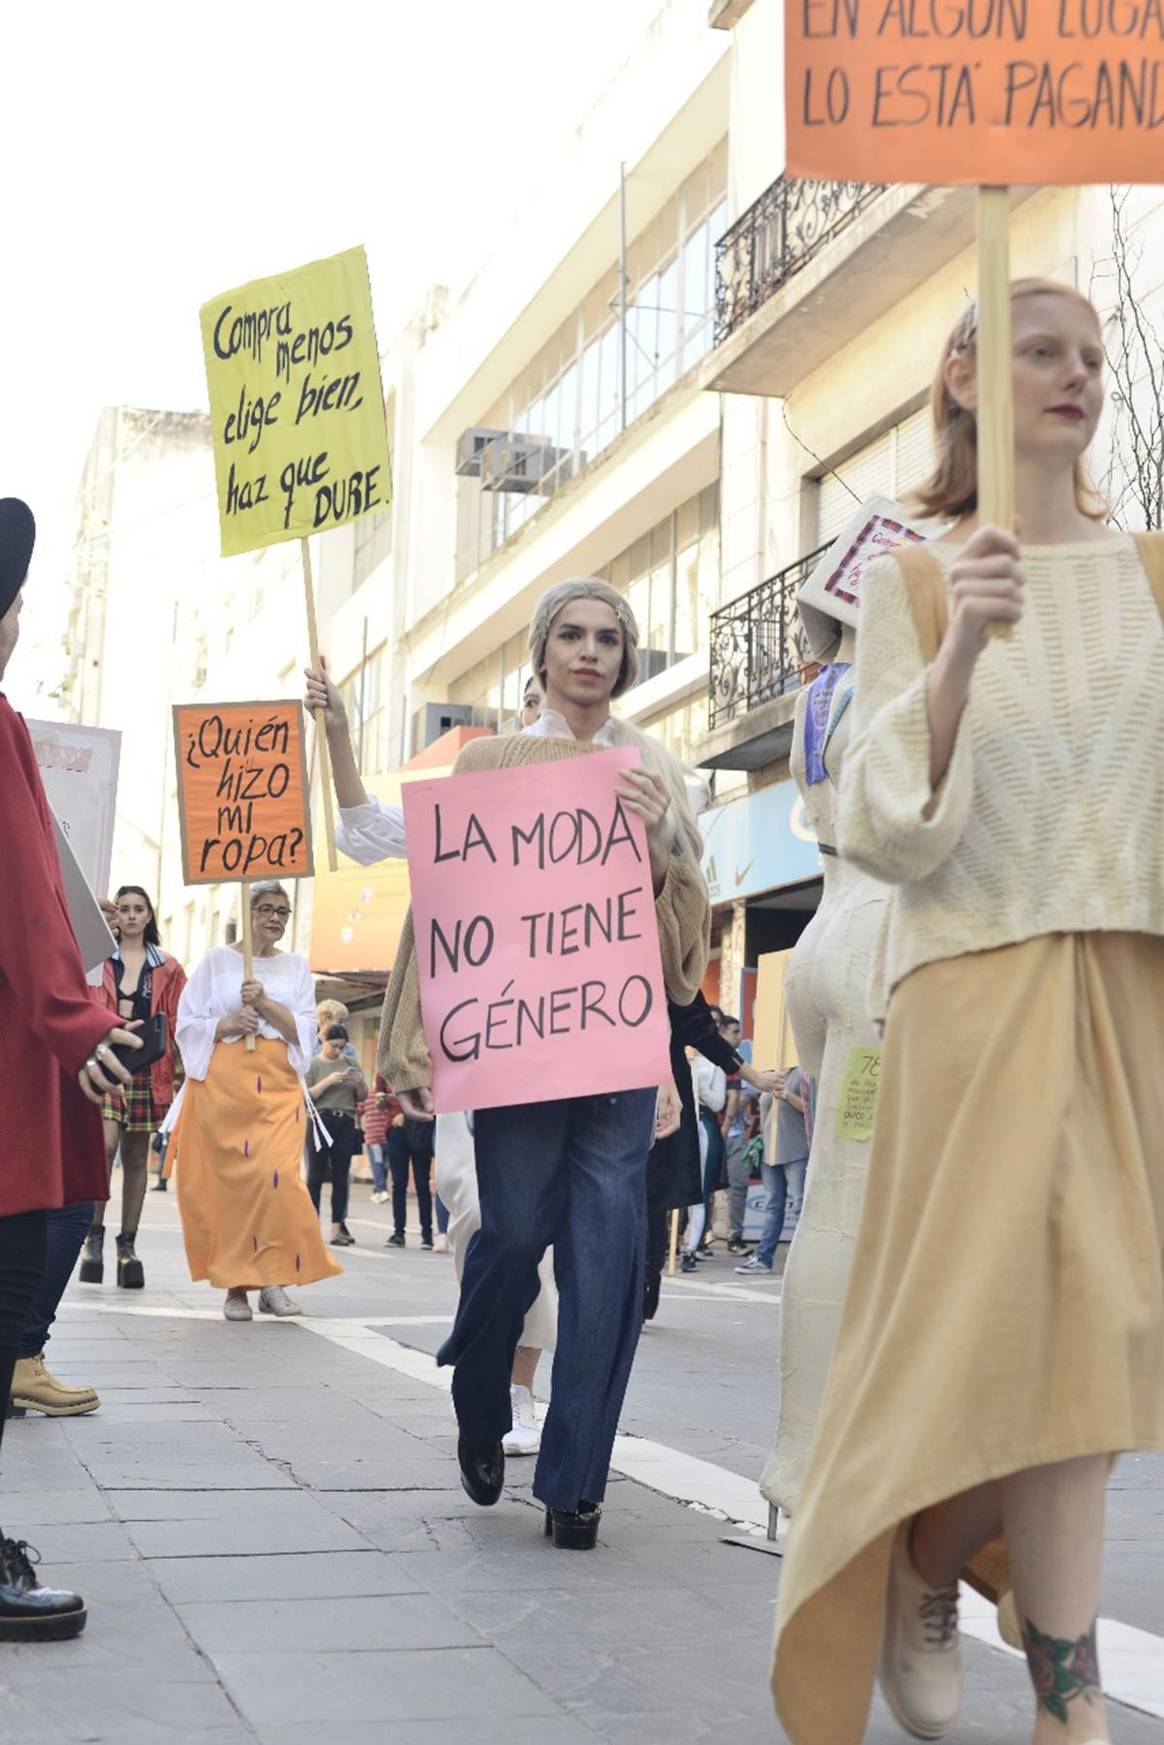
[255,905,292,921]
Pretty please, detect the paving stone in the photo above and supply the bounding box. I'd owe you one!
[123,1500,370,1559]
[146,1549,423,1603]
[210,1645,563,1726]
[176,1592,482,1653]
[257,1720,598,1745]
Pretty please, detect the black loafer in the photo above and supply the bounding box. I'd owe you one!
[457,1438,504,1507]
[544,1501,602,1550]
[0,1539,86,1641]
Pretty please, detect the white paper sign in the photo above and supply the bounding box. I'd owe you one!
[51,812,117,975]
[797,496,929,659]
[26,719,121,897]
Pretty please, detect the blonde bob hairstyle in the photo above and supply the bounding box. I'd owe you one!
[527,577,705,868]
[912,278,1108,524]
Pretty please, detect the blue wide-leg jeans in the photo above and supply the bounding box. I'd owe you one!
[436,1087,655,1513]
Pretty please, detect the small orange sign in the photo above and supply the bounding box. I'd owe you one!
[173,701,313,886]
[786,5,1164,187]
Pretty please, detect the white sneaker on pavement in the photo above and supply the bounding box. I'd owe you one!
[258,1285,303,1317]
[371,1190,389,1204]
[501,1385,540,1456]
[223,1293,252,1322]
[735,1258,772,1274]
[879,1522,961,1740]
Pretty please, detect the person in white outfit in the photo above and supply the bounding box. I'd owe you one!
[304,666,551,1454]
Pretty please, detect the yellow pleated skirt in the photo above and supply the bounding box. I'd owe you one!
[771,932,1164,1744]
[171,1037,342,1291]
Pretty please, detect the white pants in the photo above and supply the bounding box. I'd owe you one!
[434,1111,558,1353]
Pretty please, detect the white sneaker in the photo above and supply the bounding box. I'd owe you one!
[371,1190,390,1204]
[879,1522,961,1739]
[433,1232,448,1254]
[223,1293,252,1322]
[258,1285,303,1317]
[501,1385,540,1456]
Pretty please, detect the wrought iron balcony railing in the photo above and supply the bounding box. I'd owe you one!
[714,176,884,346]
[709,546,827,730]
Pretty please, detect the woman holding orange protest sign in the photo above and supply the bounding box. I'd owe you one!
[166,880,340,1321]
[771,282,1164,1745]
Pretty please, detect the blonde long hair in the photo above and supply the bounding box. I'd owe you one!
[912,278,1108,523]
[528,577,706,868]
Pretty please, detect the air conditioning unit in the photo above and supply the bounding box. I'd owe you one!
[411,701,475,754]
[455,429,505,478]
[480,433,563,494]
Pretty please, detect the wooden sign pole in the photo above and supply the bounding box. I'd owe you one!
[300,536,339,873]
[976,186,1015,640]
[976,186,1016,530]
[240,880,257,1052]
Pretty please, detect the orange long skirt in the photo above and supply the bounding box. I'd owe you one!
[771,932,1164,1742]
[171,1037,342,1291]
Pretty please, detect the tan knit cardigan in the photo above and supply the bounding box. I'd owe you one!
[379,732,711,1092]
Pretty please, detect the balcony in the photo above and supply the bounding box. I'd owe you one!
[702,177,1011,399]
[697,546,826,772]
[714,178,883,348]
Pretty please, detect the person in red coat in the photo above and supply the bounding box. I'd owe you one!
[0,498,140,1641]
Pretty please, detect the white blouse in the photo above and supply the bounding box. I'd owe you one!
[175,946,317,1082]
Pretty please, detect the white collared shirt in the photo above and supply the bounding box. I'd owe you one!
[521,707,622,747]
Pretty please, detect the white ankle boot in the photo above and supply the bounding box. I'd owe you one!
[879,1522,961,1740]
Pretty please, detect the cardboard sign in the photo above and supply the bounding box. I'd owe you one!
[200,247,391,557]
[173,702,313,885]
[27,719,122,897]
[402,747,672,1113]
[836,1043,882,1142]
[786,6,1164,186]
[797,495,928,657]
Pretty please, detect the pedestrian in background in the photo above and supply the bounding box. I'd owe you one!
[358,1071,397,1204]
[736,1066,807,1276]
[81,886,185,1290]
[386,1104,435,1250]
[306,1026,367,1247]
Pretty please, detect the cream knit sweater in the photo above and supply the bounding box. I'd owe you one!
[380,731,711,1092]
[839,535,1164,1022]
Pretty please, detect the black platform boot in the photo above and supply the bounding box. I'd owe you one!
[544,1500,602,1550]
[116,1233,144,1290]
[0,1537,86,1641]
[78,1228,104,1285]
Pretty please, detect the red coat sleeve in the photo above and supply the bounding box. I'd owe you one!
[0,700,118,1074]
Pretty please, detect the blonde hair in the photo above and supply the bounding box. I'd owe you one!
[912,278,1107,523]
[527,577,706,868]
[316,997,349,1026]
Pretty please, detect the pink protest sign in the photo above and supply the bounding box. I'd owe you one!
[402,746,672,1113]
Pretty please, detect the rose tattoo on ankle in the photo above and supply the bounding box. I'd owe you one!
[1021,1616,1101,1723]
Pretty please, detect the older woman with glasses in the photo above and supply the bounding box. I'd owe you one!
[165,880,340,1321]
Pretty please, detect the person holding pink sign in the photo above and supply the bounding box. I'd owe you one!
[380,579,709,1550]
[771,282,1164,1745]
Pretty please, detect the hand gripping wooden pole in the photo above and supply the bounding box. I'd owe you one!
[976,187,1016,640]
[300,537,339,872]
[240,880,256,1052]
[667,1207,680,1277]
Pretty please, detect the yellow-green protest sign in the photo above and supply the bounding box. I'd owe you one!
[836,1044,882,1143]
[200,246,391,558]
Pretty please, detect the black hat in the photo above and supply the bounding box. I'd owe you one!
[0,499,35,621]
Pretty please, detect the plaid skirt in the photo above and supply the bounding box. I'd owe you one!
[102,1073,161,1133]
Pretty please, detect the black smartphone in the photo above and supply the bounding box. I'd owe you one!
[109,1014,168,1077]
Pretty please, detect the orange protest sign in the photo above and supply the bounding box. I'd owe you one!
[173,701,313,886]
[786,4,1164,186]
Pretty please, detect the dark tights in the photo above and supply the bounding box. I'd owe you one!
[0,1211,49,1465]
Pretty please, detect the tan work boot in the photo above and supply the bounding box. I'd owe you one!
[10,1355,99,1417]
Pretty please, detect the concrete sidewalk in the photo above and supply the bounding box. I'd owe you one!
[1,1197,1160,1745]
